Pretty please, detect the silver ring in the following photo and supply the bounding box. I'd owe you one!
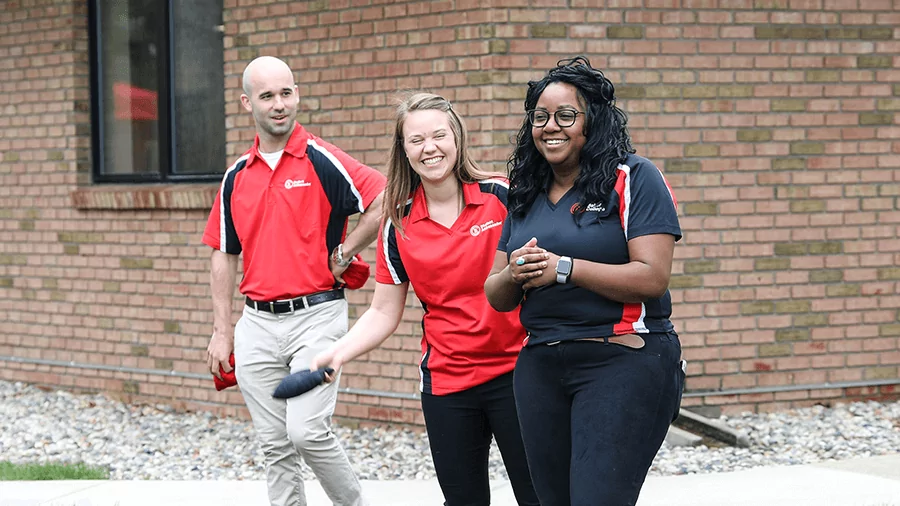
[516,257,525,266]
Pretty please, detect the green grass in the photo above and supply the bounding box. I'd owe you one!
[0,461,109,480]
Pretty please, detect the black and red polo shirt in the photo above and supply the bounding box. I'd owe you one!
[202,123,386,301]
[499,153,681,346]
[376,178,525,396]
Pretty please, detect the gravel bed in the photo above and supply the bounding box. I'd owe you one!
[1,380,899,480]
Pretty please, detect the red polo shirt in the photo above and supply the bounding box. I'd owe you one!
[202,123,386,301]
[376,179,525,395]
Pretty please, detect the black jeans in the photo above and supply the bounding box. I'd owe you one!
[514,332,685,506]
[421,372,539,506]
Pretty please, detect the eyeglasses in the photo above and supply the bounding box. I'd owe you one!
[526,109,584,128]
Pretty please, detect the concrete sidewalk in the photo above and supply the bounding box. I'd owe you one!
[2,454,899,506]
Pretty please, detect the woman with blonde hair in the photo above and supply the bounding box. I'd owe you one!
[313,92,539,506]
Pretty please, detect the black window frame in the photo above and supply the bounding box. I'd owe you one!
[87,0,223,184]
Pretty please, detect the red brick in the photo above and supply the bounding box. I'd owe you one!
[2,0,899,423]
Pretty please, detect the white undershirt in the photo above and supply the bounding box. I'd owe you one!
[259,149,284,170]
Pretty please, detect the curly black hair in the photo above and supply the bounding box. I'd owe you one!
[507,56,635,218]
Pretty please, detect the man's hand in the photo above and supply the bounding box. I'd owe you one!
[207,329,234,380]
[209,250,238,379]
[329,246,350,281]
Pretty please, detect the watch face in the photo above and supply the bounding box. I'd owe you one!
[557,257,572,275]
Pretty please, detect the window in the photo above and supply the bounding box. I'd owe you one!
[88,0,225,183]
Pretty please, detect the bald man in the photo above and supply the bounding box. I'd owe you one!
[202,56,385,506]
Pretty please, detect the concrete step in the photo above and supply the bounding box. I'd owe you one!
[665,424,703,447]
[674,408,750,447]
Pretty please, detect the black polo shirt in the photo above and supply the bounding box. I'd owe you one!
[498,154,681,345]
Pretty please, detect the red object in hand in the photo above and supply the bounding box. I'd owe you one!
[341,255,370,290]
[213,353,237,391]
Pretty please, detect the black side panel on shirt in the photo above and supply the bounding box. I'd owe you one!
[478,180,508,206]
[307,145,361,256]
[419,301,432,395]
[384,220,409,283]
[221,159,247,255]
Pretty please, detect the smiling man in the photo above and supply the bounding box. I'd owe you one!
[202,56,385,506]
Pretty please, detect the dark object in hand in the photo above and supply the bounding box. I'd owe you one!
[272,367,335,399]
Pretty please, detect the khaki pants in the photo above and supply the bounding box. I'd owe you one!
[234,298,365,506]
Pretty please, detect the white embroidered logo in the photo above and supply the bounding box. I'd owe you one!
[284,179,311,189]
[470,219,503,237]
[585,202,606,212]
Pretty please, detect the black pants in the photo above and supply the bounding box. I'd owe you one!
[514,332,685,506]
[421,371,539,506]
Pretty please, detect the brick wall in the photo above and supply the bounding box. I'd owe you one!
[1,0,898,425]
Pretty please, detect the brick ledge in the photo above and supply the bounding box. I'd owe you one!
[71,184,218,210]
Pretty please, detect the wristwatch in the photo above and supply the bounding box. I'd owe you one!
[556,256,573,284]
[333,244,352,268]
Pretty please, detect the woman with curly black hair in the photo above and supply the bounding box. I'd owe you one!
[485,56,685,506]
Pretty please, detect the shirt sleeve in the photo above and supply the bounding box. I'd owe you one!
[375,218,409,285]
[617,158,681,242]
[307,136,386,217]
[496,217,511,254]
[201,162,243,254]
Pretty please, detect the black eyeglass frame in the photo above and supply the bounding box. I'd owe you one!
[526,109,585,128]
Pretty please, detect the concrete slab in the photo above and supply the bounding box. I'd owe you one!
[0,479,468,506]
[0,481,104,505]
[814,453,900,482]
[35,481,270,506]
[638,463,900,506]
[2,454,899,506]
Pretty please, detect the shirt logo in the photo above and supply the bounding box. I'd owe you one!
[284,179,311,189]
[571,202,606,214]
[470,219,503,237]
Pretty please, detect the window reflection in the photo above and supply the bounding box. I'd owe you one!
[100,0,160,175]
[93,0,225,180]
[172,0,225,175]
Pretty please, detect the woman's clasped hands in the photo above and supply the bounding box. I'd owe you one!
[508,237,561,290]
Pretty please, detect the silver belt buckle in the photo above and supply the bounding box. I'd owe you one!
[268,301,275,313]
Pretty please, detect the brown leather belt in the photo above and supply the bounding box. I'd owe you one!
[577,333,645,349]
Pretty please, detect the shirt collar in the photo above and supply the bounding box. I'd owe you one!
[463,180,487,206]
[407,185,430,223]
[407,181,484,224]
[247,122,309,167]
